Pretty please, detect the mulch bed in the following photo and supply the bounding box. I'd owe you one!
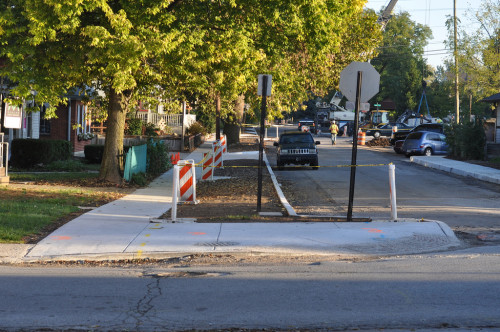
[163,158,286,222]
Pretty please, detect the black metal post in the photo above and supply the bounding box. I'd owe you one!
[347,71,362,222]
[257,75,268,212]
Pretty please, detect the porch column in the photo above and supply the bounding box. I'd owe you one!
[67,98,72,141]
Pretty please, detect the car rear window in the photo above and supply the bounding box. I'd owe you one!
[407,132,423,139]
[281,134,314,144]
[415,125,442,133]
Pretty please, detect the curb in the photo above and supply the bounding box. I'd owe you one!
[410,156,500,185]
[263,153,297,216]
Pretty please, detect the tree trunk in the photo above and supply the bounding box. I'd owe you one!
[224,123,240,145]
[99,87,128,184]
[224,94,245,144]
[235,94,245,123]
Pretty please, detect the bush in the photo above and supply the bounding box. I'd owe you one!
[125,118,143,135]
[195,109,216,134]
[130,172,147,186]
[144,122,159,137]
[445,120,486,160]
[186,121,207,136]
[147,139,171,176]
[84,144,105,163]
[10,139,72,168]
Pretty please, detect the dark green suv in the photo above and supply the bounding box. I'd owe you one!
[273,131,320,170]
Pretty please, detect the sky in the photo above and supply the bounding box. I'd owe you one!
[364,0,482,69]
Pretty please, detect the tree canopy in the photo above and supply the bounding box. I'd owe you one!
[370,11,432,114]
[446,0,500,104]
[0,0,381,182]
[426,0,500,121]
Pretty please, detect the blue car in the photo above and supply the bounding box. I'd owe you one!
[402,131,448,157]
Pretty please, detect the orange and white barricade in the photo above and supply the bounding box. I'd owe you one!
[201,151,213,181]
[171,160,197,221]
[220,135,227,154]
[178,160,197,203]
[212,140,223,168]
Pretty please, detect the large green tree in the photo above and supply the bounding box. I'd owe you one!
[166,0,381,123]
[370,11,432,114]
[445,0,500,116]
[0,0,181,183]
[1,0,381,183]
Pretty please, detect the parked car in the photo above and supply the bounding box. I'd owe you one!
[298,119,316,133]
[390,122,444,145]
[365,122,413,139]
[273,131,320,169]
[402,131,448,157]
[393,139,405,154]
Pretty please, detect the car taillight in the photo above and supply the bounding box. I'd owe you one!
[420,144,424,148]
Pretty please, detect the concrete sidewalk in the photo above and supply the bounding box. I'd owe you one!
[0,139,472,264]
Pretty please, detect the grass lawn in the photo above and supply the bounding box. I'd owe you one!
[10,172,98,182]
[1,162,132,243]
[0,185,127,243]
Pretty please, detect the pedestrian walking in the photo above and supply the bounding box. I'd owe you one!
[329,120,339,145]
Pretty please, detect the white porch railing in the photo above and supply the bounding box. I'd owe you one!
[135,113,196,128]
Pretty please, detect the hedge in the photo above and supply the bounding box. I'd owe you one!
[10,139,72,168]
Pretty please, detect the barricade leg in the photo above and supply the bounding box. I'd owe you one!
[202,152,214,181]
[178,160,198,204]
[171,165,179,221]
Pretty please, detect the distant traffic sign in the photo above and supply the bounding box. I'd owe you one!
[339,62,380,103]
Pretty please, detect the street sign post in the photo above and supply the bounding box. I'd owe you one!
[257,74,272,212]
[339,62,380,222]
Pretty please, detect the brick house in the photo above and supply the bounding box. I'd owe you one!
[3,91,94,153]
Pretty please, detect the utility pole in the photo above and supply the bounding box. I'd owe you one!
[454,0,460,124]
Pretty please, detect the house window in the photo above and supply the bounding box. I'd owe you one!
[39,105,51,135]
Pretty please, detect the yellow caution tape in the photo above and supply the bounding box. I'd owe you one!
[196,162,393,169]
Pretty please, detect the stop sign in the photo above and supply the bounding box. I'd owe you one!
[339,62,380,103]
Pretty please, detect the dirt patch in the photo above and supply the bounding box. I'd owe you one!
[163,158,286,221]
[162,137,370,223]
[162,137,286,222]
[365,137,391,147]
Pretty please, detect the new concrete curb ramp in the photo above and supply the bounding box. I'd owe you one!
[21,143,461,262]
[25,219,460,261]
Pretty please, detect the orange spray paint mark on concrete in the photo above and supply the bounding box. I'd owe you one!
[51,236,72,240]
[362,228,383,233]
[189,232,207,235]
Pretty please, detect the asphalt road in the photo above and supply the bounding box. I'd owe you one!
[1,128,500,331]
[268,134,500,233]
[1,252,500,331]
